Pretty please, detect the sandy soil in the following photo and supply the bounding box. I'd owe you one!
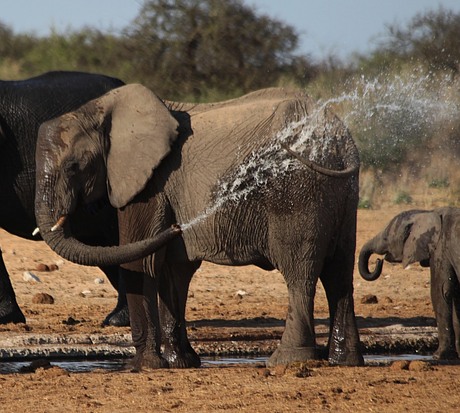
[0,203,459,412]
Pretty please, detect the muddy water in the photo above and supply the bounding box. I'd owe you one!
[0,354,434,374]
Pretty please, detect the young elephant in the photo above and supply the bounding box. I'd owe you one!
[35,84,363,370]
[359,207,460,359]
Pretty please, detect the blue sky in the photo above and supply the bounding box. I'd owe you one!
[2,0,460,61]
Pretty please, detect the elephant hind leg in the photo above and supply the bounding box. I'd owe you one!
[266,257,321,367]
[100,265,129,327]
[320,253,364,366]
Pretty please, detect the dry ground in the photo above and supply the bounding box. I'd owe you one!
[0,199,459,412]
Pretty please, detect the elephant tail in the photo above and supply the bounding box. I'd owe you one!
[280,142,359,178]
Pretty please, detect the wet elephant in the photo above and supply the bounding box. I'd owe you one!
[34,85,363,370]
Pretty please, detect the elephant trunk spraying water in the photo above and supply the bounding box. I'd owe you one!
[35,85,363,370]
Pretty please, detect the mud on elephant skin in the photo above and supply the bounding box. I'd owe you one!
[35,84,363,370]
[0,70,136,326]
[359,207,460,359]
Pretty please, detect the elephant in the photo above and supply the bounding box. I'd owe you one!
[34,84,363,370]
[0,70,134,326]
[359,207,460,359]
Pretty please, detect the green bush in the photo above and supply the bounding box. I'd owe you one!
[394,191,413,205]
[358,198,372,209]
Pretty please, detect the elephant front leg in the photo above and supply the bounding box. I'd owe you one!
[267,284,318,367]
[122,269,168,371]
[158,261,201,368]
[431,268,458,360]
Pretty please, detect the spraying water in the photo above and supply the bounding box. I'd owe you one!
[180,103,344,231]
[180,70,460,231]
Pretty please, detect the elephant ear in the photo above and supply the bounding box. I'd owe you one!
[105,84,179,208]
[402,212,441,268]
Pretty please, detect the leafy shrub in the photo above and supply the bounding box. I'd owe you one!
[394,191,413,205]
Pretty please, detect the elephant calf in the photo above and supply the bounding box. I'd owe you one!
[359,207,460,359]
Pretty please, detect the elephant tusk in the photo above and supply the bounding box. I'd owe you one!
[51,216,67,232]
[32,227,40,236]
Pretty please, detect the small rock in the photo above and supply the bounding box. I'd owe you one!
[94,277,104,284]
[382,296,393,304]
[20,359,52,373]
[235,290,247,299]
[32,293,55,304]
[361,294,378,304]
[35,263,59,272]
[390,360,410,370]
[271,364,287,376]
[80,290,92,297]
[62,316,80,325]
[23,271,41,282]
[35,263,50,272]
[408,360,432,371]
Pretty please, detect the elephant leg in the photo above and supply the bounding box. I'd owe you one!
[122,268,167,371]
[266,259,321,367]
[0,251,25,324]
[320,254,364,366]
[453,292,460,357]
[100,266,130,327]
[158,260,201,368]
[431,267,457,359]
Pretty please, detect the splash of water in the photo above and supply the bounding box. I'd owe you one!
[180,108,336,231]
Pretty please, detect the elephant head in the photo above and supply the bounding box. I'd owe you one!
[34,84,181,266]
[358,209,441,281]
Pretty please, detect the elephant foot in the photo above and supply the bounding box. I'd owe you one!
[124,351,169,372]
[328,348,364,366]
[266,346,317,367]
[433,347,458,360]
[0,303,26,324]
[102,304,130,327]
[163,345,201,368]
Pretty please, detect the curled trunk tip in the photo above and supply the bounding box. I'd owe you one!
[358,248,384,281]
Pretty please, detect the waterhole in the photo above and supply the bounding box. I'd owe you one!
[0,354,434,374]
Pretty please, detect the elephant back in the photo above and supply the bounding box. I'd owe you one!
[164,88,359,227]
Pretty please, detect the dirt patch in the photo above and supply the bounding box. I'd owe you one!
[0,205,459,412]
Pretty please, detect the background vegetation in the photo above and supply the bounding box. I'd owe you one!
[2,0,460,207]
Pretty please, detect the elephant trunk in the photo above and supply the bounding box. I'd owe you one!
[35,202,181,267]
[358,239,384,281]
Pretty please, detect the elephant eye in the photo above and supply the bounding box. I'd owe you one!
[63,159,80,175]
[403,224,413,243]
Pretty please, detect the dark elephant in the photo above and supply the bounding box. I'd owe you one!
[359,207,460,359]
[34,84,363,370]
[0,71,132,326]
